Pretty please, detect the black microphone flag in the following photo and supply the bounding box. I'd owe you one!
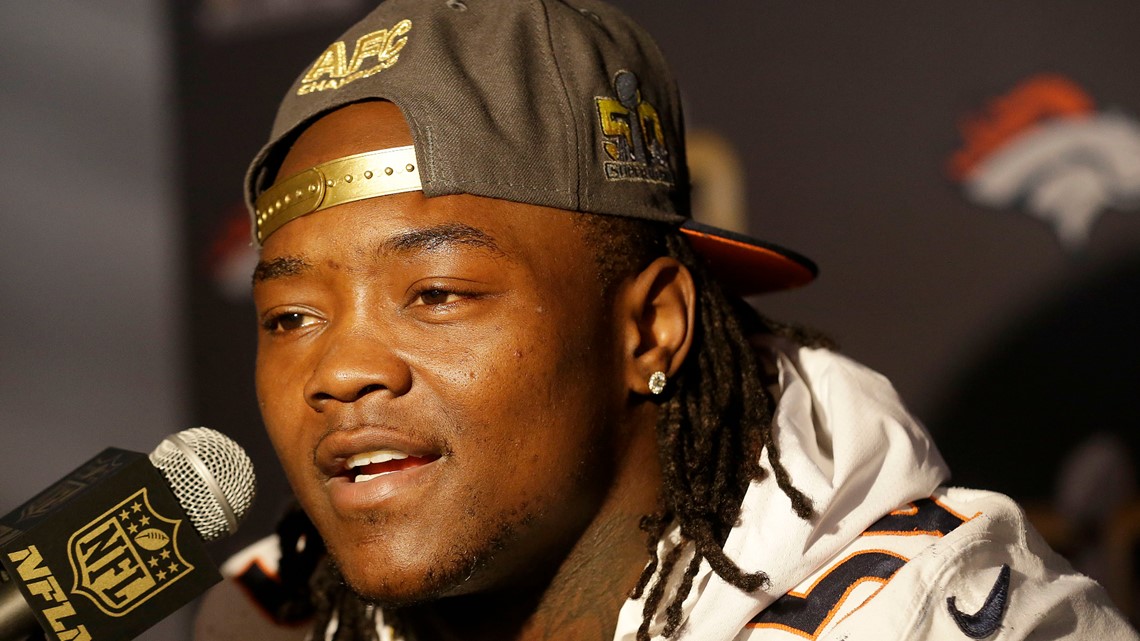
[0,448,224,641]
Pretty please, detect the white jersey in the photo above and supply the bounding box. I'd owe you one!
[196,340,1137,641]
[730,487,1130,640]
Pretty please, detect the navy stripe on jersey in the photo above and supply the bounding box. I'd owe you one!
[863,498,967,537]
[748,497,971,638]
[749,551,907,638]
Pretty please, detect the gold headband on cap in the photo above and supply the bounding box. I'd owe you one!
[253,145,421,243]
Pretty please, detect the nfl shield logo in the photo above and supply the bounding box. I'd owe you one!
[67,488,193,617]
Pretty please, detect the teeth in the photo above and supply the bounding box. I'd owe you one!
[354,473,384,483]
[346,448,409,470]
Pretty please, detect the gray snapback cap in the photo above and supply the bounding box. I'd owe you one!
[245,0,816,295]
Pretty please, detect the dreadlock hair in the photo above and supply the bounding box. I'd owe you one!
[273,213,826,641]
[574,214,819,640]
[273,508,385,641]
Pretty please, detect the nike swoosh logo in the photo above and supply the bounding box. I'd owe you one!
[946,564,1011,639]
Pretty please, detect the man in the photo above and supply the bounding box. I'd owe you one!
[195,1,1138,639]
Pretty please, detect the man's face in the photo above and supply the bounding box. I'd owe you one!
[253,102,636,604]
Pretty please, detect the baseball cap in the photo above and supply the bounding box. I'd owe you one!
[245,0,816,295]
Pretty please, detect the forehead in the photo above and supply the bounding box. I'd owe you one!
[277,101,414,179]
[261,101,594,279]
[258,189,582,272]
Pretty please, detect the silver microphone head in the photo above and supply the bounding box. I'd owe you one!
[148,427,256,541]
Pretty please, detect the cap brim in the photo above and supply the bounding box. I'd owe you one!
[679,220,817,296]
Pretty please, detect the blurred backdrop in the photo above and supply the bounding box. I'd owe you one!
[2,1,1139,639]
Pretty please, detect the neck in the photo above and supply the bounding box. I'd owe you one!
[396,406,664,641]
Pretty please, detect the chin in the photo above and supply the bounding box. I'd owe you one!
[332,556,466,607]
[323,519,516,608]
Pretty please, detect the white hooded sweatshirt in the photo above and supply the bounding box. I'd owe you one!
[615,338,1137,641]
[195,341,1137,641]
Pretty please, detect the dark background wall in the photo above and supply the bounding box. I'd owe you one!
[4,2,1139,638]
[0,1,188,637]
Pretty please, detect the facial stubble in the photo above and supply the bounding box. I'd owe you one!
[326,495,540,609]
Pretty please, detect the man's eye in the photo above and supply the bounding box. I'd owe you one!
[417,289,462,306]
[264,311,318,333]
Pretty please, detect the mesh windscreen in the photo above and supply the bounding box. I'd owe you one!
[149,427,256,541]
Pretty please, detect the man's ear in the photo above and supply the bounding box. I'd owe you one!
[617,256,696,396]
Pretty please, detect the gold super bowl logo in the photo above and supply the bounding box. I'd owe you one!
[298,19,413,96]
[595,70,675,186]
[66,488,192,617]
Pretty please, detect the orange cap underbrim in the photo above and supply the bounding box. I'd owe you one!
[679,220,817,296]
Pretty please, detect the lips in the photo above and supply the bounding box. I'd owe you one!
[317,428,446,512]
[345,448,441,483]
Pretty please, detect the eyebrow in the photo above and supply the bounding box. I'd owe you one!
[252,256,313,283]
[252,222,505,284]
[379,222,504,257]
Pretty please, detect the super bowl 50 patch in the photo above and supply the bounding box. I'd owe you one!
[596,70,675,186]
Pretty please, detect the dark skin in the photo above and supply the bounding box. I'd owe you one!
[253,102,698,641]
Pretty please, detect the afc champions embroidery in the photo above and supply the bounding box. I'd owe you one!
[297,19,413,96]
[595,70,676,186]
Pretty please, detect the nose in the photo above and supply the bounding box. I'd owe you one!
[303,326,412,412]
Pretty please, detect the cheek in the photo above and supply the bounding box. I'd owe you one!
[255,348,315,487]
[438,313,614,477]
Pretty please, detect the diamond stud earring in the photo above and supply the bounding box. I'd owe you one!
[648,371,667,395]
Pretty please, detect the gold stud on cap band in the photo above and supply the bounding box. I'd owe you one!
[253,145,421,243]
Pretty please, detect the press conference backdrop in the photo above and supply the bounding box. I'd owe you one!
[0,1,191,639]
[3,2,1139,640]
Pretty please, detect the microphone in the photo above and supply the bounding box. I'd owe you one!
[0,428,256,641]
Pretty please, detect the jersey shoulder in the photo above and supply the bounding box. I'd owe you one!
[738,488,1137,641]
[192,535,311,641]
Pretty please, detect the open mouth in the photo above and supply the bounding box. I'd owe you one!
[343,448,441,483]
